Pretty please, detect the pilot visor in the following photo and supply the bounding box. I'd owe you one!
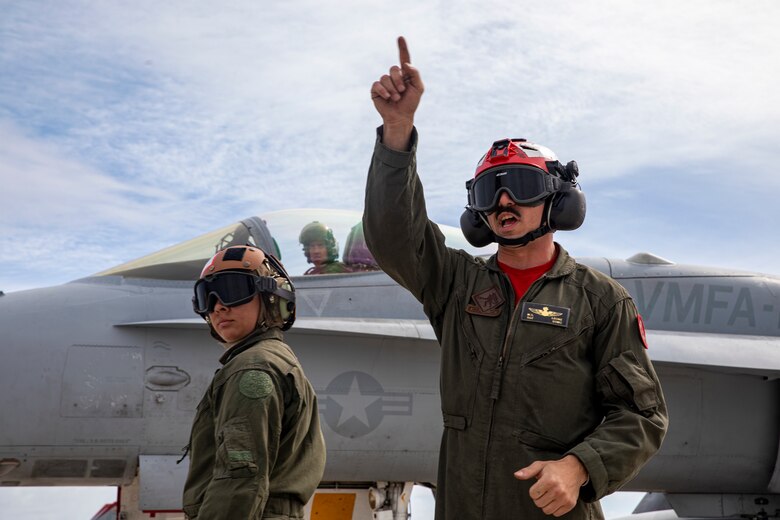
[469,165,561,212]
[192,271,261,315]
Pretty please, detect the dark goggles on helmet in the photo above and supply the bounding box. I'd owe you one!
[468,165,561,212]
[192,271,278,316]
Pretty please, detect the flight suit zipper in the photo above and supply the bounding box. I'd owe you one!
[490,301,521,400]
[481,273,549,516]
[491,275,547,398]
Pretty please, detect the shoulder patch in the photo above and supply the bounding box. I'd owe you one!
[637,314,649,349]
[239,370,274,399]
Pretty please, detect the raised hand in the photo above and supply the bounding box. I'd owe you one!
[370,36,424,151]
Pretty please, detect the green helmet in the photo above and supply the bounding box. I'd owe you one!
[299,221,339,263]
[343,222,378,267]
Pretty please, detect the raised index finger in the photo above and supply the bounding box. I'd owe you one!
[398,36,411,66]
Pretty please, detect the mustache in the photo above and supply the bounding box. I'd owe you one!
[492,205,522,218]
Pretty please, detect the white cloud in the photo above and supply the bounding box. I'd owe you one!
[0,120,173,227]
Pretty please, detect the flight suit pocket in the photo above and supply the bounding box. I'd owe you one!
[459,310,486,369]
[518,313,593,368]
[189,392,211,438]
[512,429,569,453]
[437,293,489,426]
[597,351,660,415]
[443,413,467,431]
[214,417,259,479]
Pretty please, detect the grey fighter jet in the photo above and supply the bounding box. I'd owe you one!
[1,208,779,520]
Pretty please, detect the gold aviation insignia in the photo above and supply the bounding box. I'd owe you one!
[529,306,563,318]
[521,302,570,327]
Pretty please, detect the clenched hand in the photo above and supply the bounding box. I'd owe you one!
[515,454,589,517]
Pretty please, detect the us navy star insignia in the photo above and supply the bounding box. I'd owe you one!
[319,371,413,438]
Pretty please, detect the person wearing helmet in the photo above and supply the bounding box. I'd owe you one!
[298,221,351,275]
[365,38,667,520]
[343,221,380,272]
[182,245,326,519]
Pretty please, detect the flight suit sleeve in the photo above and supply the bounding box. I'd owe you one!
[363,127,456,318]
[196,368,285,519]
[567,297,669,501]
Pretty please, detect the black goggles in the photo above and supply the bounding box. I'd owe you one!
[468,165,561,212]
[192,271,278,315]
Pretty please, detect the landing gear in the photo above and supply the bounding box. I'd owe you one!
[307,481,417,519]
[368,482,414,520]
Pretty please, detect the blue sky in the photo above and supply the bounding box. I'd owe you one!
[1,0,778,517]
[2,0,779,294]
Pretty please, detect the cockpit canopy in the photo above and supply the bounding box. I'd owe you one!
[95,209,497,280]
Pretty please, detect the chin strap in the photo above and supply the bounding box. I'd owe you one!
[495,223,551,247]
[486,197,554,248]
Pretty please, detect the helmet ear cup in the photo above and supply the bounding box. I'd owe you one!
[460,208,494,247]
[549,183,586,231]
[277,277,295,330]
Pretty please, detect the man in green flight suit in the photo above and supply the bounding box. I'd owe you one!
[365,37,668,520]
[183,245,326,519]
[299,221,351,275]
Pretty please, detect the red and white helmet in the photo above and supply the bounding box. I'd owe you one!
[461,138,586,247]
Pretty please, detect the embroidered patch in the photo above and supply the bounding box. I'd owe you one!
[239,370,273,399]
[465,285,505,317]
[228,450,253,463]
[520,302,570,327]
[637,314,649,349]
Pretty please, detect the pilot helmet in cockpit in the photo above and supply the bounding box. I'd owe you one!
[298,221,339,264]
